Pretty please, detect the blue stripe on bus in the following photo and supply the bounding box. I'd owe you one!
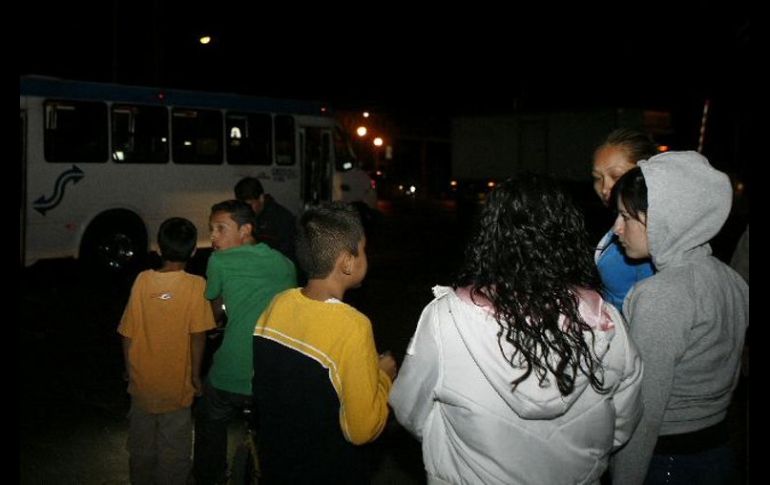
[20,76,326,115]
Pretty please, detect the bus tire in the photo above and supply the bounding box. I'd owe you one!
[79,210,147,277]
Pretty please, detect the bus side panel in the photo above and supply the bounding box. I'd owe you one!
[22,90,328,266]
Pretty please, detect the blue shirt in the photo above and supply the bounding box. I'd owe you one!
[595,230,655,313]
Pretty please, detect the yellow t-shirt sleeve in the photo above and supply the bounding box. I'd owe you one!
[189,277,217,333]
[117,272,146,338]
[337,315,392,444]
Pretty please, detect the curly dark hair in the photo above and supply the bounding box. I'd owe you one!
[455,174,606,396]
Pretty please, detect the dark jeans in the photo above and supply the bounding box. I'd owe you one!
[644,445,736,485]
[192,379,252,485]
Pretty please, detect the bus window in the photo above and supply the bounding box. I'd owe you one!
[226,112,272,165]
[274,115,296,165]
[321,131,332,200]
[301,127,333,205]
[112,105,169,163]
[44,100,107,163]
[333,126,357,171]
[171,108,223,164]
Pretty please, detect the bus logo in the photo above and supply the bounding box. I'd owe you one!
[33,165,84,216]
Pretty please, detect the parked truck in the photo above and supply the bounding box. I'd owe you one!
[450,107,666,182]
[450,107,675,240]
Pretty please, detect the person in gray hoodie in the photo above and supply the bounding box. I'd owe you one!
[390,175,643,485]
[609,151,749,485]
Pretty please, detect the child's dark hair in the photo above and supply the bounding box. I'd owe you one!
[210,199,257,231]
[296,202,364,279]
[158,217,197,262]
[611,167,648,223]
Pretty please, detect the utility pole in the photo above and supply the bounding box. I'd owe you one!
[153,0,163,85]
[111,0,118,82]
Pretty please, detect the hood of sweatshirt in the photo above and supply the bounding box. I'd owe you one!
[638,151,732,270]
[443,285,617,420]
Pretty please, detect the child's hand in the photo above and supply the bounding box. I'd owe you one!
[378,351,398,381]
[192,375,203,396]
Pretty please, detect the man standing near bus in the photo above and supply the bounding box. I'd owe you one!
[234,177,297,264]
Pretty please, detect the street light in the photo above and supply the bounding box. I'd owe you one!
[372,137,384,170]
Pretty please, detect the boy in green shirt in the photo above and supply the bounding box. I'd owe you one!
[193,199,296,485]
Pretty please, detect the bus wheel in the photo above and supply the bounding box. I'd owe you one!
[80,210,147,276]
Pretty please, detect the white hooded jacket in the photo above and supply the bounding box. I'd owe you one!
[390,285,643,485]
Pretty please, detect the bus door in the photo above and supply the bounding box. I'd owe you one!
[20,109,26,266]
[299,126,333,207]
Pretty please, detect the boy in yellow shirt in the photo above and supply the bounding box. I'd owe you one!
[252,202,397,484]
[118,217,216,485]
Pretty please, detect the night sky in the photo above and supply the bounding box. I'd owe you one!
[20,3,749,116]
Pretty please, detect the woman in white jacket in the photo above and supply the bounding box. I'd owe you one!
[390,175,644,485]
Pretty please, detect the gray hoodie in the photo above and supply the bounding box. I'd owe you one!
[391,286,643,485]
[611,151,749,485]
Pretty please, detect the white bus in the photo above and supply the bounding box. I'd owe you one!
[20,75,370,270]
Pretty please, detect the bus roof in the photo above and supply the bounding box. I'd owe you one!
[19,75,328,115]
